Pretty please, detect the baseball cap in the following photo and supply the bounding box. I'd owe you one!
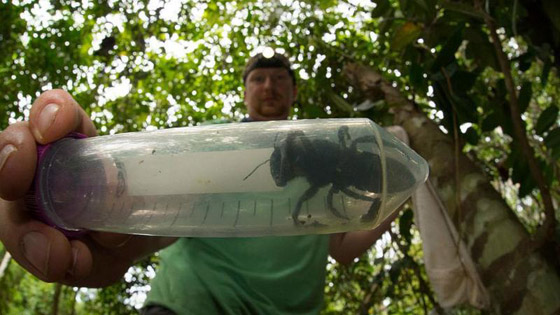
[242,52,296,85]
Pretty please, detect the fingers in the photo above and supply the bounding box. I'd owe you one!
[29,89,97,144]
[64,235,177,288]
[0,123,36,200]
[0,199,73,282]
[0,89,174,287]
[63,234,162,288]
[0,89,97,200]
[0,199,130,286]
[0,198,173,287]
[0,89,101,284]
[66,240,93,280]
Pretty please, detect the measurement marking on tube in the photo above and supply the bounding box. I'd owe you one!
[170,203,183,227]
[132,200,146,219]
[163,203,170,225]
[189,202,196,217]
[144,202,156,227]
[149,202,157,222]
[220,202,225,218]
[202,203,210,224]
[253,200,257,216]
[233,200,241,227]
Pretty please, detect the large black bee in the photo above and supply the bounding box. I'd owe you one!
[244,126,415,225]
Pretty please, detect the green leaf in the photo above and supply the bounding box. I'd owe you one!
[389,261,402,283]
[463,127,479,145]
[535,106,559,135]
[318,0,337,10]
[451,93,478,123]
[391,22,422,51]
[542,1,560,34]
[541,60,552,87]
[398,209,414,242]
[551,147,560,160]
[440,1,484,20]
[451,70,479,94]
[411,0,429,12]
[517,52,533,72]
[328,92,355,116]
[409,62,424,90]
[371,0,392,18]
[509,145,534,197]
[517,82,532,114]
[431,25,464,71]
[544,127,560,153]
[518,174,536,197]
[302,104,326,118]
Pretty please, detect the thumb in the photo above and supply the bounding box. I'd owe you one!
[29,89,97,145]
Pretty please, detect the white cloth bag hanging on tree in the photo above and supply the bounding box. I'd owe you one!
[386,126,490,310]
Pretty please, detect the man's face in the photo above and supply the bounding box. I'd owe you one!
[244,67,297,121]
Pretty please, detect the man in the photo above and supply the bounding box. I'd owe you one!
[0,52,392,314]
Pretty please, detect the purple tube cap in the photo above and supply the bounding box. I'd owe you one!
[25,132,89,238]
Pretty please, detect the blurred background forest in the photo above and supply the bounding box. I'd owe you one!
[0,0,559,314]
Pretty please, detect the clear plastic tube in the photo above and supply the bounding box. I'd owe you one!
[31,118,428,237]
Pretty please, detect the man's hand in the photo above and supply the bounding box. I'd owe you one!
[0,90,176,287]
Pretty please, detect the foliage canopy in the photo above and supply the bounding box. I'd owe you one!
[1,0,559,314]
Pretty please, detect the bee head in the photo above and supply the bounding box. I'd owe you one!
[270,146,289,186]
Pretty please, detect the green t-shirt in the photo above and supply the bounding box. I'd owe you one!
[145,235,330,315]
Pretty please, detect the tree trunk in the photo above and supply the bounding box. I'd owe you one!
[343,63,560,315]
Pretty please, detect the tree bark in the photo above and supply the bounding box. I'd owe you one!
[343,63,560,315]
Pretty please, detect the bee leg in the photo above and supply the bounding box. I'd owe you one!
[337,125,351,148]
[293,186,319,225]
[326,187,350,220]
[340,187,376,201]
[360,199,381,222]
[339,188,381,222]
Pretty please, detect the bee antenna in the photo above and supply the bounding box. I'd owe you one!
[243,159,271,181]
[273,132,280,149]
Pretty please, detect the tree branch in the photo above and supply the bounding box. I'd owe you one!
[343,60,560,313]
[0,251,11,280]
[477,3,556,249]
[440,67,466,248]
[52,283,62,315]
